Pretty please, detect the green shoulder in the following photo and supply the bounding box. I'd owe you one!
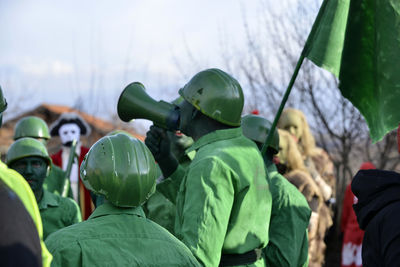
[58,195,82,223]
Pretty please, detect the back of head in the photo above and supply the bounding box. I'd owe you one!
[80,134,157,208]
[6,137,51,166]
[179,68,244,126]
[241,114,279,155]
[14,116,50,141]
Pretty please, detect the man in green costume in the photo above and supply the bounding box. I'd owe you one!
[6,138,81,239]
[0,86,52,266]
[146,68,272,267]
[242,114,311,267]
[144,129,194,233]
[45,134,200,266]
[13,116,70,197]
[144,96,195,234]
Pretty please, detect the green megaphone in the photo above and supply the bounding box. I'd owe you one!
[117,82,180,131]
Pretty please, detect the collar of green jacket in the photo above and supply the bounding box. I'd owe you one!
[38,190,60,210]
[186,127,242,154]
[89,202,145,220]
[186,150,196,161]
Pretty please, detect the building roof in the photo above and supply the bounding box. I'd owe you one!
[0,103,144,155]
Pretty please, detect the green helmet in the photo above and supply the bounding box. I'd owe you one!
[0,86,7,113]
[241,114,280,154]
[14,116,51,140]
[106,130,133,137]
[80,134,157,208]
[179,68,244,126]
[6,137,52,166]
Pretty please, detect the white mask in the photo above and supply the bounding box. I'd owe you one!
[59,123,81,146]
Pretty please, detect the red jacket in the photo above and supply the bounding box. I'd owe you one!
[51,146,93,220]
[340,162,375,267]
[341,183,364,235]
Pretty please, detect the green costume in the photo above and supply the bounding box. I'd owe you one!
[264,161,311,267]
[144,152,194,233]
[143,190,175,233]
[241,114,311,267]
[42,164,72,198]
[46,201,200,266]
[6,137,79,251]
[47,134,200,266]
[13,116,72,198]
[143,165,175,232]
[39,189,81,240]
[159,127,271,266]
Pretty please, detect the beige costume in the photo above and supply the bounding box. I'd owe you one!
[278,108,336,200]
[278,129,332,267]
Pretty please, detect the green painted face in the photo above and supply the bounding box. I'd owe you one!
[170,131,193,150]
[167,130,194,159]
[279,112,303,142]
[10,156,48,193]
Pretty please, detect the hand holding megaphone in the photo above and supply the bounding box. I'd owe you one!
[145,125,171,161]
[117,82,180,131]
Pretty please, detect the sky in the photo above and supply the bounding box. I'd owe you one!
[0,0,264,130]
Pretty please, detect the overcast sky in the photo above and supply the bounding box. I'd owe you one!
[0,0,265,124]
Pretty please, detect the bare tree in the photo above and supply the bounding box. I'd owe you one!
[222,1,400,258]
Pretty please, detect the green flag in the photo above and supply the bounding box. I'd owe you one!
[302,0,400,142]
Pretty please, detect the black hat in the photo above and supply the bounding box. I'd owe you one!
[49,113,91,137]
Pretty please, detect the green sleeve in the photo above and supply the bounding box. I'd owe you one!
[264,172,311,267]
[64,198,82,225]
[157,164,186,205]
[144,191,176,233]
[178,158,234,266]
[46,238,82,267]
[299,231,309,267]
[265,232,309,267]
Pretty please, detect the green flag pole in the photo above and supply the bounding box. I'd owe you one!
[260,54,305,155]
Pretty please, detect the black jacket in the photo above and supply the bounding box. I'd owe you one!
[352,169,400,267]
[0,180,41,267]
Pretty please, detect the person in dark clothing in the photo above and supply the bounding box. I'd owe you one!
[352,169,400,266]
[0,180,42,267]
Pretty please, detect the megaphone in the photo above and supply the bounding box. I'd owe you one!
[117,82,180,131]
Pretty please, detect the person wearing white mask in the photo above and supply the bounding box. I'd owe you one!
[49,113,93,220]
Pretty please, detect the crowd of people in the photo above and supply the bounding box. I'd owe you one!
[0,68,399,266]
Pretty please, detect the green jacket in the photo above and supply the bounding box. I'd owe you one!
[144,153,195,234]
[43,163,73,199]
[143,190,176,233]
[45,202,200,267]
[159,127,272,267]
[264,161,311,267]
[0,161,53,267]
[39,190,81,240]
